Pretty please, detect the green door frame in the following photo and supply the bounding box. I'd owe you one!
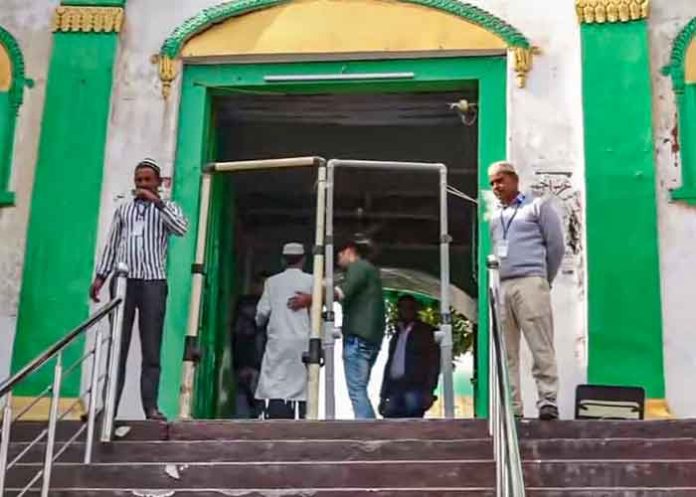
[160,55,507,418]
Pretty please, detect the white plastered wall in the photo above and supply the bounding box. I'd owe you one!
[0,0,57,382]
[649,0,696,418]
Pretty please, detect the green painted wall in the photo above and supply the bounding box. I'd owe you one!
[160,73,211,415]
[13,32,119,396]
[581,21,665,397]
[162,57,507,418]
[0,91,15,205]
[474,64,507,417]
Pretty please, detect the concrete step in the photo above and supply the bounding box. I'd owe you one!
[517,419,696,439]
[11,437,696,464]
[7,490,495,497]
[9,459,696,490]
[8,439,493,463]
[4,420,167,442]
[168,419,696,442]
[523,437,696,460]
[523,460,696,487]
[167,419,489,441]
[10,419,696,444]
[6,460,495,490]
[8,489,696,497]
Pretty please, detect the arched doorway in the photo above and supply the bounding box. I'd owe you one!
[156,0,532,419]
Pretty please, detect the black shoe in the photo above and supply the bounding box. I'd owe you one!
[539,405,559,421]
[145,408,167,422]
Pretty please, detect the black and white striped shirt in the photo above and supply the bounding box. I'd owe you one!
[96,199,188,280]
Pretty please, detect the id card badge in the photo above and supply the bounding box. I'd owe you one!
[132,220,145,237]
[496,240,509,259]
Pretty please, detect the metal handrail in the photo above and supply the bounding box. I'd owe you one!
[487,255,526,497]
[0,299,121,399]
[0,264,129,497]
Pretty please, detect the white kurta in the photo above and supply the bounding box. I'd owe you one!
[254,268,313,401]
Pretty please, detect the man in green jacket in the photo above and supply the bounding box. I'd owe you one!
[289,239,385,418]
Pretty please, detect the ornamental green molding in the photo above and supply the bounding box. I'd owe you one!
[0,25,27,113]
[663,17,696,94]
[158,0,532,97]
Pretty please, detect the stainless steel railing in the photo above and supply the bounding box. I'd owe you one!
[0,263,128,496]
[487,255,526,497]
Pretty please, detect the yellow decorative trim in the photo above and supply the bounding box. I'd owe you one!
[0,44,11,92]
[645,398,672,420]
[6,396,86,421]
[576,0,649,24]
[157,54,178,99]
[512,46,538,89]
[686,38,696,85]
[52,6,125,34]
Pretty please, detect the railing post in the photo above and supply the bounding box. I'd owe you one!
[102,263,128,442]
[438,166,455,419]
[487,254,526,497]
[41,353,63,497]
[307,165,327,420]
[84,326,103,464]
[0,392,13,494]
[487,255,503,497]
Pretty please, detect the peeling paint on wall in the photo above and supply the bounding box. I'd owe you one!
[531,172,585,290]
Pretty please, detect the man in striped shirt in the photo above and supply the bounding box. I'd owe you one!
[89,158,188,421]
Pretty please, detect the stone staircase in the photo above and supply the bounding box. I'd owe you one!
[5,418,696,496]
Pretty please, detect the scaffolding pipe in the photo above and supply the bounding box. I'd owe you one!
[323,164,337,419]
[210,157,322,173]
[324,159,454,418]
[438,166,455,419]
[306,166,327,420]
[178,157,325,420]
[179,172,213,420]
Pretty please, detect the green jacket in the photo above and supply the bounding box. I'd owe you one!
[339,259,385,345]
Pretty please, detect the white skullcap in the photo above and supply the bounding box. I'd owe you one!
[282,243,305,256]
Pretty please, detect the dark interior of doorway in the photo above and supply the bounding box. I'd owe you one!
[200,88,479,418]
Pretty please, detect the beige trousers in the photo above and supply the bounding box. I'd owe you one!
[500,276,558,416]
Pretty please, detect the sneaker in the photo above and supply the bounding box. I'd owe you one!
[538,404,559,421]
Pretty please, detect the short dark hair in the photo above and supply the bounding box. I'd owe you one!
[336,238,371,259]
[283,254,305,267]
[397,294,419,306]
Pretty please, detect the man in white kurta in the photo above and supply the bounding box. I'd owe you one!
[255,243,313,419]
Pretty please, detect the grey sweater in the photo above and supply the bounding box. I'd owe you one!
[490,194,565,283]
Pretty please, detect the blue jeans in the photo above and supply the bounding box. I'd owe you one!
[343,335,381,419]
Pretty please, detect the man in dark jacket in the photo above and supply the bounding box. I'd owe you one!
[379,294,440,418]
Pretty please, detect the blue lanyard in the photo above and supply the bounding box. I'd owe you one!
[500,199,522,240]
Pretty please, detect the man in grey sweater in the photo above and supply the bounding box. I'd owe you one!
[489,161,565,420]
